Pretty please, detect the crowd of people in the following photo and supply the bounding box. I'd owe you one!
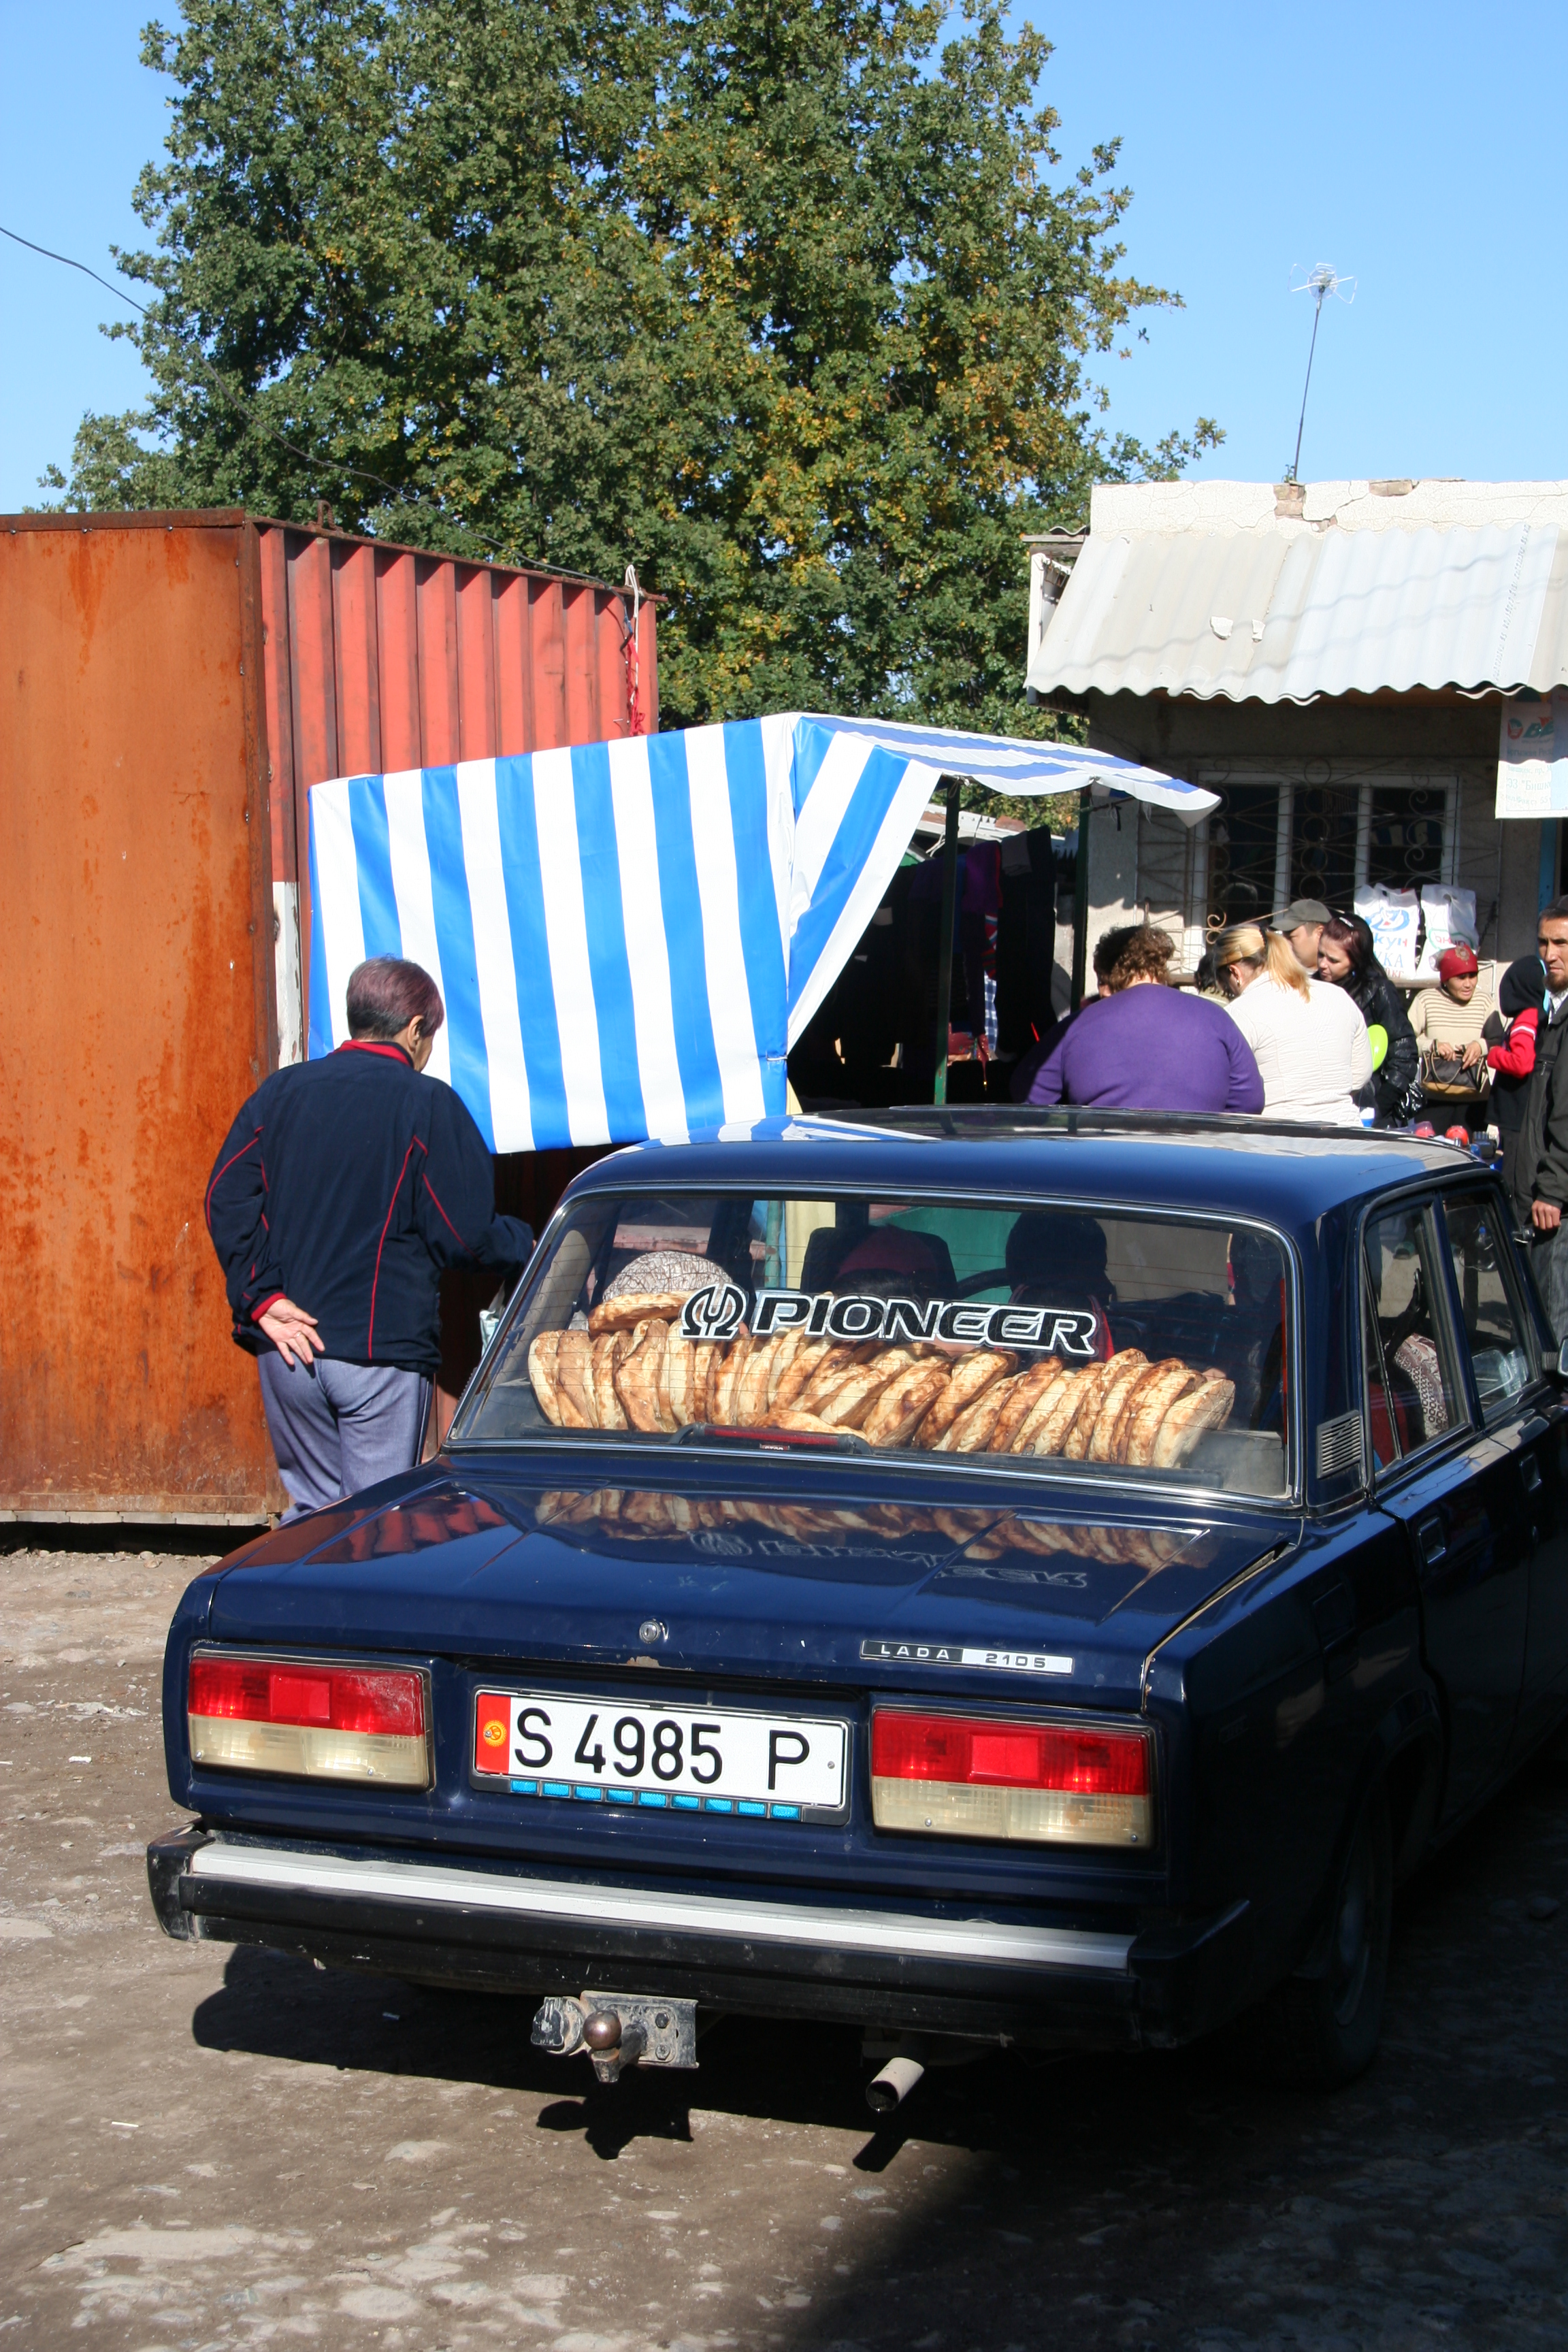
[1018,896,1568,1300]
[205,917,1568,1520]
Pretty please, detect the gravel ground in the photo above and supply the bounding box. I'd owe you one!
[5,1541,1568,2352]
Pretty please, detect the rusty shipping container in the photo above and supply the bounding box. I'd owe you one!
[0,510,658,1526]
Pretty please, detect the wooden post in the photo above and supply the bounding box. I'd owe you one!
[1070,802,1092,1009]
[932,779,960,1105]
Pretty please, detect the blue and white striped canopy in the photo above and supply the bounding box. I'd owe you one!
[307,712,1211,1152]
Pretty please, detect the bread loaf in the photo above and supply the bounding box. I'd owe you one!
[708,1327,754,1424]
[1013,1367,1088,1455]
[555,1330,599,1428]
[527,1330,564,1426]
[613,1320,672,1433]
[1121,1364,1200,1467]
[934,1384,1012,1453]
[862,1361,950,1448]
[660,1324,700,1427]
[1149,1377,1235,1469]
[796,1341,878,1414]
[1084,1351,1149,1463]
[916,1350,1016,1448]
[766,1324,809,1405]
[815,1349,917,1431]
[987,1358,1064,1453]
[588,1290,689,1336]
[772,1335,834,1412]
[590,1332,628,1429]
[733,1333,785,1426]
[1062,1360,1115,1460]
[1103,1358,1183,1464]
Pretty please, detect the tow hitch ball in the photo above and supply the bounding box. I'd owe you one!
[530,1991,698,2084]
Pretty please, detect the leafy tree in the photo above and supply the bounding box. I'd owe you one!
[46,0,1220,731]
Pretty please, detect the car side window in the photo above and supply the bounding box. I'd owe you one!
[1440,1193,1535,1420]
[1362,1205,1458,1466]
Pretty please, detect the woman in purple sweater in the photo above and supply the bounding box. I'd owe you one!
[1028,926,1264,1113]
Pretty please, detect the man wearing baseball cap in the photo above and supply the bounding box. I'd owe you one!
[1269,898,1333,974]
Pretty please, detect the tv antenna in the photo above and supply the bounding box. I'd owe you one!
[1283,263,1356,485]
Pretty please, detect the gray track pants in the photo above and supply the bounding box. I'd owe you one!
[258,1353,431,1518]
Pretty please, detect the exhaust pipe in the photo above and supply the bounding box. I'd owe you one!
[865,2046,926,2114]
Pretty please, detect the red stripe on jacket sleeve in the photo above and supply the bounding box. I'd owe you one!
[421,1171,474,1252]
[205,1130,261,1228]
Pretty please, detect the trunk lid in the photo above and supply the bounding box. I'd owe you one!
[207,1456,1290,1697]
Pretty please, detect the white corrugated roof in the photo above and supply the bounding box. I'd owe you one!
[1027,479,1568,705]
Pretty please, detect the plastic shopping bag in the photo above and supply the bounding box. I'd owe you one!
[1355,884,1421,981]
[1416,884,1478,980]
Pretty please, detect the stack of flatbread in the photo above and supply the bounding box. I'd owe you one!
[527,1296,1234,1471]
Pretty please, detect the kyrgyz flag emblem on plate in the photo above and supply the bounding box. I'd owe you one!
[475,1697,510,1771]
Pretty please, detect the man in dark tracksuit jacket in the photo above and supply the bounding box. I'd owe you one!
[1512,899,1568,1341]
[206,956,533,1514]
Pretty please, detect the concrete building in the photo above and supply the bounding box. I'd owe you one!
[1026,478,1568,983]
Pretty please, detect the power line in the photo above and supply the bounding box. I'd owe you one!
[0,220,146,314]
[0,215,406,504]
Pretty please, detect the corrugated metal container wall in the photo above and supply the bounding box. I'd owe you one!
[255,519,658,1062]
[0,510,657,1525]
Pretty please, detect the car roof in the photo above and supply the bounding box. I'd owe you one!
[570,1108,1477,1233]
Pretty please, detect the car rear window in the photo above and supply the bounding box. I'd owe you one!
[453,1191,1291,1496]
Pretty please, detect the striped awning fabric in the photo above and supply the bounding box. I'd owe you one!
[306,711,1207,1152]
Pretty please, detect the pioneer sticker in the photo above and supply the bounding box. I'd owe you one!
[679,1281,750,1341]
[676,1286,1099,1356]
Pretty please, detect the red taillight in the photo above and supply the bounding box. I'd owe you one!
[189,1656,424,1738]
[872,1712,1148,1796]
[187,1653,429,1786]
[870,1708,1152,1848]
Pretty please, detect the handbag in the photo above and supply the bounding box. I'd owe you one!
[1423,1043,1484,1099]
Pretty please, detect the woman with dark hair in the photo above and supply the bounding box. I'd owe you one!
[1318,915,1422,1126]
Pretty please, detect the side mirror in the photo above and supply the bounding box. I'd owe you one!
[1556,1339,1568,1379]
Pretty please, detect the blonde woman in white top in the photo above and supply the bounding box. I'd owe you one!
[1214,924,1373,1126]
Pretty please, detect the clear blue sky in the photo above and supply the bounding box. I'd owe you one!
[2,0,1563,514]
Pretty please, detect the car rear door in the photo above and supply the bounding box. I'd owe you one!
[1362,1193,1530,1826]
[1435,1188,1568,1754]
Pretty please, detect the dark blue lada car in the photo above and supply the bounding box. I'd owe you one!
[148,1111,1568,2100]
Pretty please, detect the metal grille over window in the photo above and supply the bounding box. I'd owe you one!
[1129,762,1505,975]
[1188,766,1467,935]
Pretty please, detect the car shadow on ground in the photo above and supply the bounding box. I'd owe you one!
[192,1941,913,2151]
[189,1756,1568,2343]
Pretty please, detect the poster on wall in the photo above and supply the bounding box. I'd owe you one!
[1497,689,1568,817]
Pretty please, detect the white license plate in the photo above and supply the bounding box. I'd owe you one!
[472,1688,849,1820]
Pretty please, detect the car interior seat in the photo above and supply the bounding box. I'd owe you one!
[798,1224,958,1298]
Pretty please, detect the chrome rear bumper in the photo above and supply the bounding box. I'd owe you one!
[147,1827,1247,2048]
